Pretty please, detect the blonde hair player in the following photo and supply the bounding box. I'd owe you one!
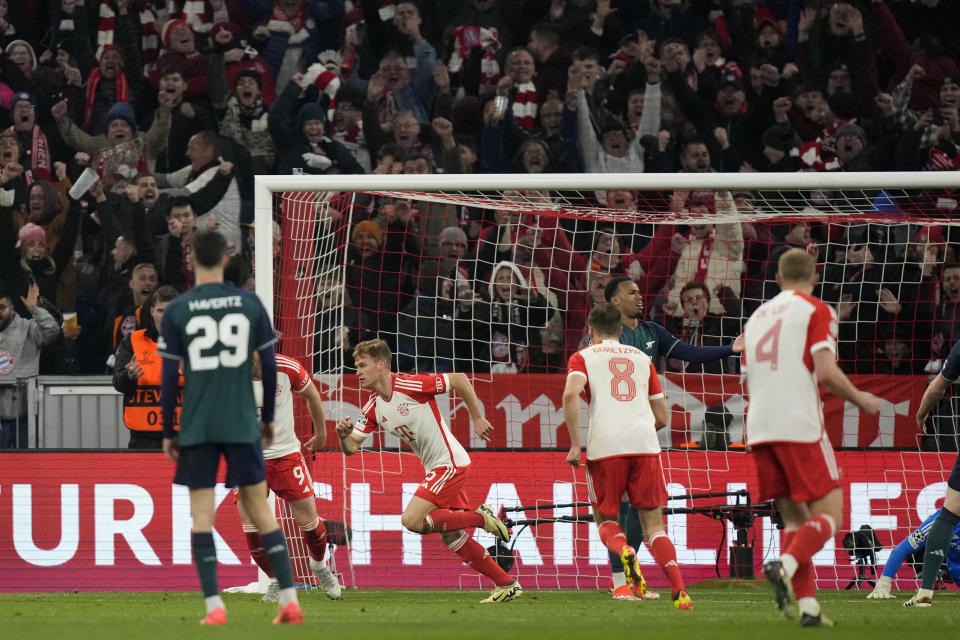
[744,248,879,627]
[335,339,522,603]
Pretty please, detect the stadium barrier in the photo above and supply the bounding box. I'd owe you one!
[0,450,952,592]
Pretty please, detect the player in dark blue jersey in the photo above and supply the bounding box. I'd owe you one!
[904,338,960,608]
[867,508,960,599]
[158,228,302,625]
[600,275,744,599]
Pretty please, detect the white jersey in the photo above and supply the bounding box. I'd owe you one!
[253,354,313,459]
[353,373,471,472]
[566,339,665,461]
[742,290,837,445]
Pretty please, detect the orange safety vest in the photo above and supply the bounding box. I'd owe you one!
[123,329,182,432]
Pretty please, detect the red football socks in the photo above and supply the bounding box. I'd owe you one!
[598,521,629,555]
[301,517,328,562]
[446,533,514,587]
[648,532,685,593]
[424,509,484,533]
[243,530,275,578]
[792,560,816,599]
[784,514,836,566]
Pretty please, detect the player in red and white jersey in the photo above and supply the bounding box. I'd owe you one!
[336,339,522,603]
[563,303,692,610]
[238,352,342,601]
[743,249,878,627]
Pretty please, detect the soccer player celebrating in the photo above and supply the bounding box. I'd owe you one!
[744,248,878,627]
[238,351,342,602]
[600,275,744,599]
[336,338,522,603]
[159,229,303,625]
[904,337,960,608]
[867,507,960,600]
[562,303,693,610]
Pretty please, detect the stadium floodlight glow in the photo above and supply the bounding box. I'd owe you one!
[254,171,960,591]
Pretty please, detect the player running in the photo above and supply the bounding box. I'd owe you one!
[743,248,878,627]
[238,351,342,602]
[335,338,522,603]
[563,303,693,610]
[159,229,302,625]
[867,507,960,599]
[904,337,960,607]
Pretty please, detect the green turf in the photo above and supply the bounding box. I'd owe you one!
[0,584,955,640]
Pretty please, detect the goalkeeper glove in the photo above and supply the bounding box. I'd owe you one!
[866,574,894,599]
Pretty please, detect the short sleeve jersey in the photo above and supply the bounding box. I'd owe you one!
[254,354,312,460]
[352,373,471,472]
[742,290,837,445]
[567,339,664,460]
[158,282,276,446]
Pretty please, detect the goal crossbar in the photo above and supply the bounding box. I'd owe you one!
[253,171,960,319]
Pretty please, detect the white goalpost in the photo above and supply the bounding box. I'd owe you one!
[253,171,960,594]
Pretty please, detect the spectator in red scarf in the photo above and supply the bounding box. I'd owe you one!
[664,191,744,317]
[5,91,53,182]
[81,46,129,135]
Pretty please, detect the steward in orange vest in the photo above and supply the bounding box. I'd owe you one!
[111,286,181,449]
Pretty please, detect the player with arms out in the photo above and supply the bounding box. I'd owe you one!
[866,507,960,600]
[335,338,522,603]
[159,229,303,625]
[563,303,693,610]
[903,336,960,607]
[600,275,744,599]
[239,351,342,602]
[744,248,878,627]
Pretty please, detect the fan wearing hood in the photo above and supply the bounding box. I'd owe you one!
[267,75,364,175]
[484,260,554,373]
[397,260,490,375]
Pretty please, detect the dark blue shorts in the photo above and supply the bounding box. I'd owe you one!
[174,441,266,489]
[949,452,960,492]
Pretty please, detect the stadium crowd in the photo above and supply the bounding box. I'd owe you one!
[2,0,960,447]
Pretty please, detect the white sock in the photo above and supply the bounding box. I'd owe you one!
[917,588,933,599]
[781,553,799,579]
[204,594,225,613]
[612,572,627,589]
[798,597,820,617]
[279,587,298,607]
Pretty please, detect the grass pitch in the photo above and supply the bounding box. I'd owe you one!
[1,583,955,640]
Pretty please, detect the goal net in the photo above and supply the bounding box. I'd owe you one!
[255,172,960,594]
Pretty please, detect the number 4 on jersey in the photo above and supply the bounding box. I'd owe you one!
[755,318,783,371]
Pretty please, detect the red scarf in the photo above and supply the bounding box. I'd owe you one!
[449,25,501,89]
[693,234,714,283]
[270,3,304,31]
[8,125,51,182]
[512,82,538,130]
[97,3,159,76]
[302,65,342,121]
[83,68,129,132]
